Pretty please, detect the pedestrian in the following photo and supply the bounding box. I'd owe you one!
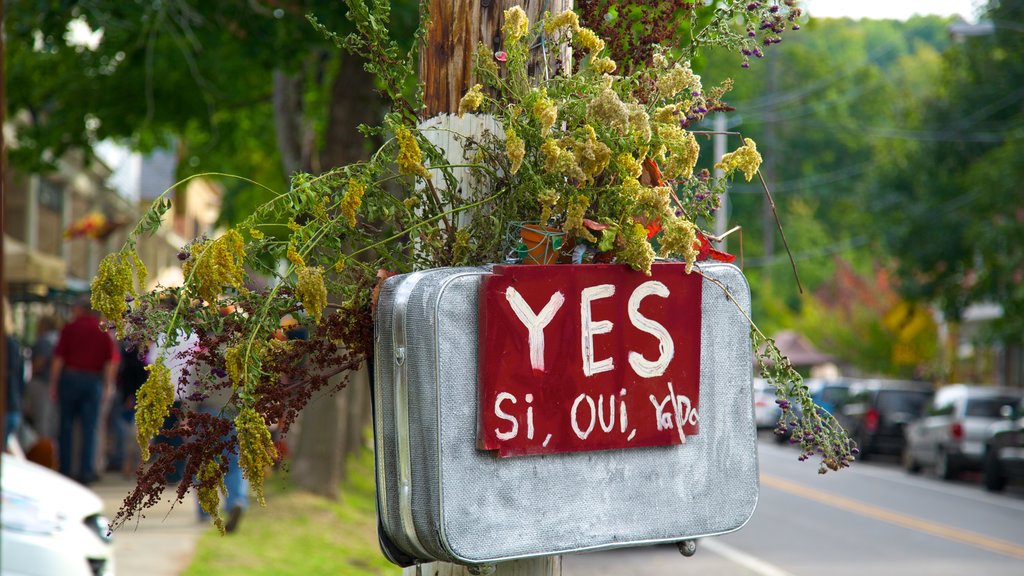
[150,299,198,484]
[191,304,248,533]
[110,339,148,476]
[4,299,26,448]
[25,315,60,441]
[49,296,120,485]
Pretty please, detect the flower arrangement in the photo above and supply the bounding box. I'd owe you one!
[96,0,853,531]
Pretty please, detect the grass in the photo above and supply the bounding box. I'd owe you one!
[182,449,402,576]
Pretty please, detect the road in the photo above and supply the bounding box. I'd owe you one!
[563,436,1024,575]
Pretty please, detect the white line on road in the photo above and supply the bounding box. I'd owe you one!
[700,538,797,576]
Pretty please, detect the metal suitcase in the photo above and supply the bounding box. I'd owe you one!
[373,262,757,567]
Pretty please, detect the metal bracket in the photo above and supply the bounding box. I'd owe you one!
[677,539,698,557]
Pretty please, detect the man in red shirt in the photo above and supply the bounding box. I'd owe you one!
[49,296,120,484]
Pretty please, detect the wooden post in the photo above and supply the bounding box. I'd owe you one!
[407,2,570,575]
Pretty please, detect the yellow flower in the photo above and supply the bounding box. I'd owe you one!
[654,104,682,124]
[91,252,140,338]
[340,178,365,228]
[544,10,580,35]
[588,79,629,133]
[395,125,430,179]
[716,137,763,182]
[503,6,530,44]
[575,27,605,53]
[296,266,327,324]
[627,104,651,145]
[182,230,247,305]
[224,342,245,387]
[235,406,278,506]
[459,84,485,117]
[533,90,558,137]
[574,125,612,183]
[197,458,227,533]
[453,228,471,263]
[658,216,700,273]
[657,124,700,180]
[505,126,525,175]
[538,188,559,223]
[562,194,596,243]
[635,185,671,218]
[591,56,617,74]
[615,153,643,179]
[541,139,562,173]
[286,243,305,269]
[617,220,656,275]
[657,60,701,98]
[136,357,174,462]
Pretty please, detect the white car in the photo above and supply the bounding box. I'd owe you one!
[753,378,783,430]
[1,453,115,576]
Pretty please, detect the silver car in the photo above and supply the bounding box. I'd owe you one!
[903,384,1023,480]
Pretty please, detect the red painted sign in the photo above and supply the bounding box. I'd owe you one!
[479,263,703,457]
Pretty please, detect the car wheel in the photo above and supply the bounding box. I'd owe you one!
[903,448,921,474]
[935,449,957,481]
[983,449,1006,493]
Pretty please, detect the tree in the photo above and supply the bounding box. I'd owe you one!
[5,0,417,497]
[873,0,1024,346]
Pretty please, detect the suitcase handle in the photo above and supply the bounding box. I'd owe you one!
[391,271,434,559]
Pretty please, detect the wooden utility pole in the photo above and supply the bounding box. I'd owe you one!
[405,2,569,575]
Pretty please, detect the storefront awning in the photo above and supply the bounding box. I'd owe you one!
[3,235,67,290]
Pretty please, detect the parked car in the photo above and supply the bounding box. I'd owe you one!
[770,379,852,445]
[807,378,852,417]
[982,398,1024,492]
[837,379,934,460]
[903,384,1023,480]
[753,378,782,431]
[1,452,115,576]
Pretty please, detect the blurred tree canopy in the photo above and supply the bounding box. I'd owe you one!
[872,0,1024,345]
[4,0,417,226]
[9,1,1019,376]
[696,15,952,376]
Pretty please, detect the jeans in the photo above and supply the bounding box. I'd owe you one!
[155,401,186,483]
[4,412,21,447]
[196,404,249,518]
[58,370,103,481]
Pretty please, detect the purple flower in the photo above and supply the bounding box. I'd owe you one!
[177,250,189,261]
[741,61,750,69]
[211,367,228,378]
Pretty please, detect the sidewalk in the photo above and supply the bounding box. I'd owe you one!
[92,475,207,576]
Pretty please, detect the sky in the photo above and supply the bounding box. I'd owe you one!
[802,0,982,21]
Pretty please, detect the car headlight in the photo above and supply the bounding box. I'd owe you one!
[84,514,114,544]
[1,492,65,536]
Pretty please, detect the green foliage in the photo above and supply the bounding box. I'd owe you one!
[83,2,867,529]
[184,450,399,576]
[872,0,1024,344]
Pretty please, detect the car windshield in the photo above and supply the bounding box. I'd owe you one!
[965,396,1020,418]
[876,390,931,415]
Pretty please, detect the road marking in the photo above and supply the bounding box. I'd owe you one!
[762,473,1024,560]
[700,538,797,576]
[849,465,1024,513]
[758,443,1024,512]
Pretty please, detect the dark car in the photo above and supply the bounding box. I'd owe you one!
[983,399,1024,492]
[838,380,934,460]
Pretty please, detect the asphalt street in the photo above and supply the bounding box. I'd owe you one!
[563,436,1024,576]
